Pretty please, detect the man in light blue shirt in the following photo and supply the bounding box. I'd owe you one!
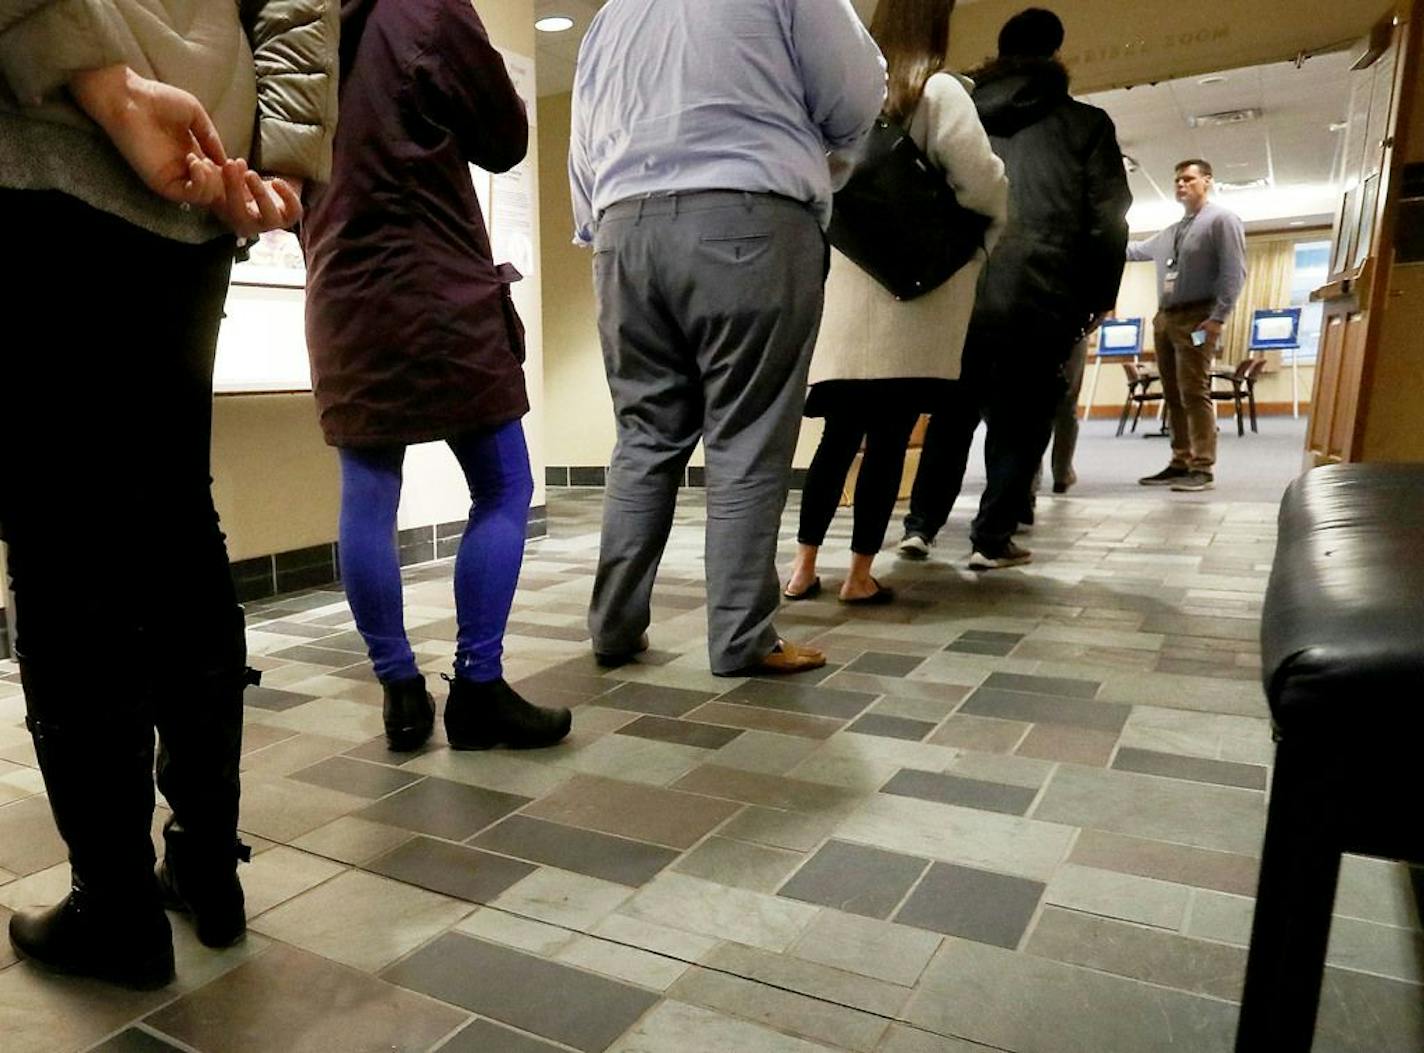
[571,0,884,677]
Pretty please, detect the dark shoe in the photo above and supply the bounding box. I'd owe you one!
[383,675,435,752]
[1170,471,1215,492]
[9,883,174,990]
[157,822,251,949]
[1051,481,1069,494]
[1139,465,1192,486]
[968,540,1033,570]
[594,633,650,668]
[1052,469,1078,494]
[16,654,170,987]
[783,577,821,601]
[444,676,572,750]
[840,579,895,605]
[730,639,827,676]
[152,644,252,950]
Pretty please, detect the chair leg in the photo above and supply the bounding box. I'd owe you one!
[1117,394,1133,437]
[1132,400,1144,433]
[1236,388,1246,437]
[1235,738,1342,1053]
[1248,384,1259,433]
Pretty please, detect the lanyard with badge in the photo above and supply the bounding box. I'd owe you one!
[1163,213,1195,298]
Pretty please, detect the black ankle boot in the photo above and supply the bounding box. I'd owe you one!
[443,676,571,750]
[156,821,251,948]
[9,878,174,990]
[383,675,436,751]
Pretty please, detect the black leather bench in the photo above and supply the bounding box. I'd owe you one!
[1236,463,1424,1051]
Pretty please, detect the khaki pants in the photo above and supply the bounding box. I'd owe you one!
[1153,302,1216,471]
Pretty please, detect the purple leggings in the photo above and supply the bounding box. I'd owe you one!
[338,420,533,683]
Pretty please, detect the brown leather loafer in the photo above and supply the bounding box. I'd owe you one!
[746,639,826,676]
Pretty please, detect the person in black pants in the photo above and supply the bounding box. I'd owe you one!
[1,2,335,989]
[898,7,1130,568]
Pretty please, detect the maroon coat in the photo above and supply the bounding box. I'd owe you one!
[301,0,530,448]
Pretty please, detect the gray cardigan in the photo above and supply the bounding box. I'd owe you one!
[0,0,338,242]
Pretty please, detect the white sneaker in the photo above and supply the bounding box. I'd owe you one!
[898,534,932,560]
[968,541,1033,570]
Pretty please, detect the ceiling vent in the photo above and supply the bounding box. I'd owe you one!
[1216,177,1273,192]
[1187,108,1262,128]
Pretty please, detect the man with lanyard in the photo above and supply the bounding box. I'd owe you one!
[569,0,885,676]
[1129,159,1246,492]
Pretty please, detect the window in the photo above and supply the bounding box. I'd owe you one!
[1288,241,1332,365]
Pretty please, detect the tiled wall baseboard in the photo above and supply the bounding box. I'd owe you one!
[231,505,549,605]
[546,466,809,490]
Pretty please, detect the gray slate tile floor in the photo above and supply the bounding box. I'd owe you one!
[2,426,1423,1051]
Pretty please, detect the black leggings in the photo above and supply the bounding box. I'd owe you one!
[2,191,240,665]
[797,410,920,555]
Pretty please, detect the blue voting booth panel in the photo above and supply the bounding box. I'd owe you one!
[1249,307,1302,352]
[1096,318,1144,358]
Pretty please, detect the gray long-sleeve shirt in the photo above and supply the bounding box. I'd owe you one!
[1126,201,1246,322]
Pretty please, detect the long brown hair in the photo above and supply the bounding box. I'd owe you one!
[871,0,956,125]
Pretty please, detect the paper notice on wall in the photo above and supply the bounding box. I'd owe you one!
[468,47,538,279]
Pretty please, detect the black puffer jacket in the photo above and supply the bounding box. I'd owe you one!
[968,58,1131,355]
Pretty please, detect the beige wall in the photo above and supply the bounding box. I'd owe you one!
[211,0,545,563]
[538,91,616,468]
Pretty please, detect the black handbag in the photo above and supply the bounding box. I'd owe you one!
[827,117,990,301]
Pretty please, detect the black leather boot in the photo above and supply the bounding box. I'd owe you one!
[443,676,571,751]
[8,657,174,989]
[383,674,436,751]
[9,876,173,990]
[156,822,251,948]
[153,614,252,948]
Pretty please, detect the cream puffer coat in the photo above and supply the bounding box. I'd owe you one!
[810,73,1009,386]
[0,0,338,241]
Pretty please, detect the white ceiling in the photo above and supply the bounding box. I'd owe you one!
[1083,49,1354,233]
[530,2,1353,230]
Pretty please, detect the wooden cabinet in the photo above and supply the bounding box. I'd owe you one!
[1307,0,1424,465]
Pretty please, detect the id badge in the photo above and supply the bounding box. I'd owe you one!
[1162,268,1178,297]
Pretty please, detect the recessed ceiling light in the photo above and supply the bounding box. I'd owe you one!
[1289,220,1306,226]
[535,15,574,32]
[1328,121,1348,132]
[1198,75,1227,86]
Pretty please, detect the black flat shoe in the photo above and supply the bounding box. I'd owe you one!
[383,675,435,752]
[783,577,822,601]
[444,676,572,751]
[840,579,895,605]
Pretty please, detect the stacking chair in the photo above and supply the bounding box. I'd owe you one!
[1116,362,1163,436]
[1210,357,1267,436]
